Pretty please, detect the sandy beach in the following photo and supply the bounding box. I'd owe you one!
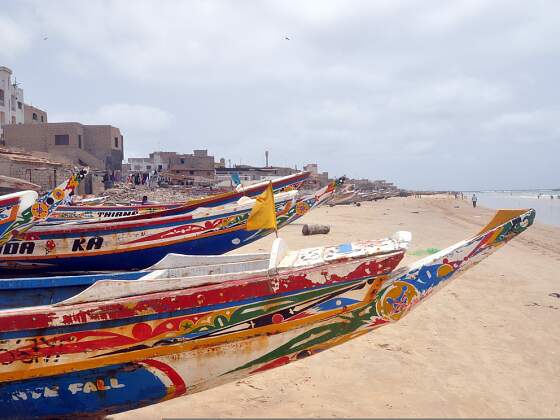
[114,195,560,418]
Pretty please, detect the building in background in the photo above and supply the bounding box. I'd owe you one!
[0,66,25,140]
[24,104,47,124]
[0,147,103,194]
[150,151,177,172]
[0,66,49,140]
[303,163,329,188]
[215,164,300,183]
[168,149,215,179]
[125,149,216,186]
[3,123,124,175]
[128,157,154,173]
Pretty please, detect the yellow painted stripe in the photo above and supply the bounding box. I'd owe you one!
[477,209,529,235]
[0,294,376,382]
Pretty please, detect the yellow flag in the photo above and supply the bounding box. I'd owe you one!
[246,182,278,231]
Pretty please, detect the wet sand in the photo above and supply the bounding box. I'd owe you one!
[115,195,560,418]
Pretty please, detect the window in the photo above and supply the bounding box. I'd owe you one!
[17,102,22,110]
[54,134,69,145]
[189,170,194,175]
[40,116,44,122]
[146,165,152,170]
[78,135,82,149]
[180,159,185,164]
[0,89,4,106]
[11,96,16,111]
[32,113,38,121]
[134,165,141,170]
[114,137,119,148]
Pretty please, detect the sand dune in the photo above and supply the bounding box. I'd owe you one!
[114,196,560,418]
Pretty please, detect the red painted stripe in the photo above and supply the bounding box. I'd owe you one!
[141,359,187,397]
[31,211,198,235]
[0,196,21,207]
[0,252,404,332]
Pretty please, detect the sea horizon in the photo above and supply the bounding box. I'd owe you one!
[456,190,560,227]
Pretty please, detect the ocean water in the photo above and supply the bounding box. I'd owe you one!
[469,190,560,227]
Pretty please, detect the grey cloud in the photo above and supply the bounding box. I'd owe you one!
[1,0,559,190]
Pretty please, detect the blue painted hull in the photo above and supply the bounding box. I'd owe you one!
[5,227,273,273]
[0,272,143,310]
[0,362,169,418]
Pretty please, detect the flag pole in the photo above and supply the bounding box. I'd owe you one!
[271,180,278,238]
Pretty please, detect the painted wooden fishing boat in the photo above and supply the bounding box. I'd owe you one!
[0,190,296,273]
[47,171,310,223]
[0,191,37,240]
[0,181,336,273]
[0,251,271,309]
[328,190,359,206]
[0,169,87,246]
[0,208,534,418]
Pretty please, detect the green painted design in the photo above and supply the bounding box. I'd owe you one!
[229,290,381,373]
[187,280,363,336]
[409,248,441,256]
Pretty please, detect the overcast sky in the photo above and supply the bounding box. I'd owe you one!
[1,0,558,190]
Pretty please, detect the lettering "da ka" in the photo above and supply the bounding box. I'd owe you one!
[71,237,104,252]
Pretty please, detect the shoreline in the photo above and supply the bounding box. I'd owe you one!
[115,196,560,418]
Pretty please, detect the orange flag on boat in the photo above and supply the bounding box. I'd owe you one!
[246,181,277,232]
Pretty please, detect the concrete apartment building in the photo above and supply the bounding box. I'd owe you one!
[303,163,330,188]
[24,104,47,124]
[3,122,124,174]
[127,150,215,178]
[0,66,48,137]
[169,150,215,178]
[128,151,178,173]
[0,66,25,139]
[0,65,123,192]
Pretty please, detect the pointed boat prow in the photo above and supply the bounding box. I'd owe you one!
[477,208,532,235]
[376,208,536,323]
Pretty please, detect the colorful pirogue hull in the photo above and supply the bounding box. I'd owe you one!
[0,192,35,239]
[0,183,335,273]
[0,169,87,245]
[47,171,310,223]
[0,208,535,418]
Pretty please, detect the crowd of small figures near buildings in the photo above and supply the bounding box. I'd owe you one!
[100,183,205,205]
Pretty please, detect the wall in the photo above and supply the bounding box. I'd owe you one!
[0,156,74,192]
[149,151,177,171]
[128,157,154,172]
[169,152,215,178]
[3,122,121,171]
[24,104,48,124]
[83,125,124,172]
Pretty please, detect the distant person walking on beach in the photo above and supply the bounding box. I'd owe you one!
[471,193,477,208]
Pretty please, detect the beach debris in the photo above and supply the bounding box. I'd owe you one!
[302,224,330,236]
[549,292,560,299]
[525,302,558,310]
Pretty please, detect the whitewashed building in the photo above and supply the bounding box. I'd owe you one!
[0,66,25,140]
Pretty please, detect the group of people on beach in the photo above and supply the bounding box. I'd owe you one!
[453,191,478,207]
